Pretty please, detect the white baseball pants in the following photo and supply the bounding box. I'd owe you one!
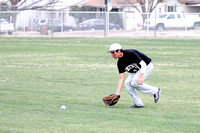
[125,62,158,106]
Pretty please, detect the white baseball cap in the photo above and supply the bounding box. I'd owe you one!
[108,43,122,52]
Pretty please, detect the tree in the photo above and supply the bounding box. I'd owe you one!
[9,0,59,11]
[118,0,165,23]
[69,6,97,24]
[137,0,165,22]
[3,0,59,26]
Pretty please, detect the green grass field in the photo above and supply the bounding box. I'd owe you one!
[0,37,200,133]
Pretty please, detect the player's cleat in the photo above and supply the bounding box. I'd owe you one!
[129,104,144,108]
[154,88,161,103]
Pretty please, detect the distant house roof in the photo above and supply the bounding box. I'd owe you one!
[178,0,200,5]
[83,0,138,7]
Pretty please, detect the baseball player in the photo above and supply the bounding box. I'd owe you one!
[109,43,161,108]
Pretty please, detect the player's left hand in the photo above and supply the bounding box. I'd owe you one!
[137,77,143,85]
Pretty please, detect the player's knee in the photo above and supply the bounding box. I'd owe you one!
[125,80,131,88]
[131,81,139,87]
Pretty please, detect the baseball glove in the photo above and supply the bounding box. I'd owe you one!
[102,94,120,106]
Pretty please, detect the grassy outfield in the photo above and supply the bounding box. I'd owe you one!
[0,37,200,133]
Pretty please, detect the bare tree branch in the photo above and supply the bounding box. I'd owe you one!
[133,5,141,13]
[8,0,59,11]
[23,0,42,8]
[18,0,26,7]
[17,0,43,10]
[7,0,60,26]
[124,0,165,21]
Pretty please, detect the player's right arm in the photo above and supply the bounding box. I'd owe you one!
[116,73,125,95]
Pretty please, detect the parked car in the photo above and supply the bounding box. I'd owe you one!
[47,20,76,32]
[0,19,14,35]
[144,12,200,30]
[37,19,76,32]
[77,19,120,30]
[63,23,76,31]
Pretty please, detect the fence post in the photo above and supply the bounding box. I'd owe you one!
[0,5,1,37]
[184,12,187,36]
[154,5,157,38]
[51,5,54,38]
[104,0,109,37]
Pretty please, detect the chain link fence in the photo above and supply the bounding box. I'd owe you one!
[0,4,200,38]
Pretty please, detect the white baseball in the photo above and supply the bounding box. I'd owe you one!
[61,105,66,110]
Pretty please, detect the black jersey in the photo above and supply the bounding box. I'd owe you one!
[117,49,151,73]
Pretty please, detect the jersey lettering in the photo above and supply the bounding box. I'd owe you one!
[125,63,140,72]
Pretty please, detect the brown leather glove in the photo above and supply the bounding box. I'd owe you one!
[103,94,120,106]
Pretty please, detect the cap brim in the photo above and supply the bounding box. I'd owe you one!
[108,50,115,53]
